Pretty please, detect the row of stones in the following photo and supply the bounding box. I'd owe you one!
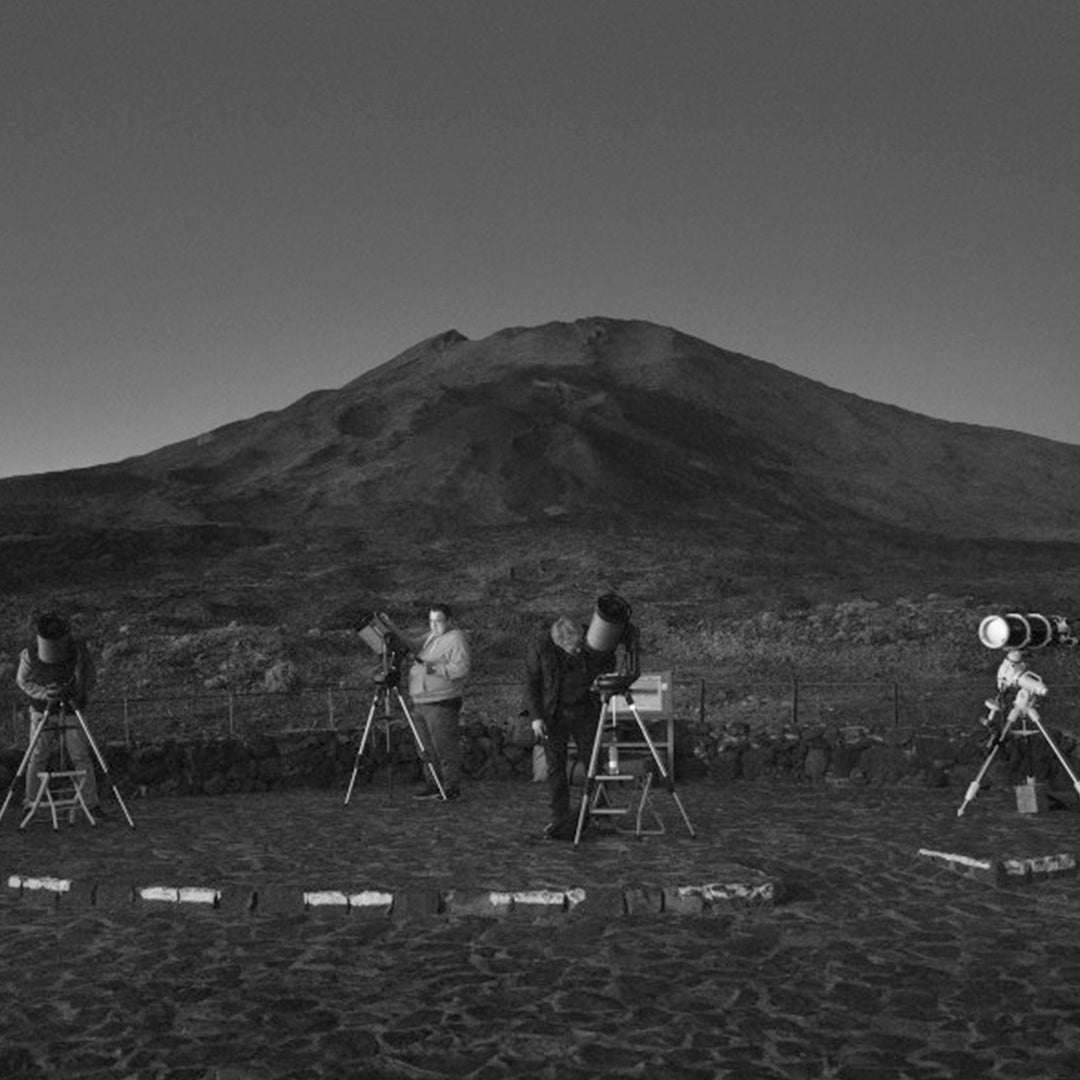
[4,723,1069,798]
[917,848,1078,884]
[4,873,778,916]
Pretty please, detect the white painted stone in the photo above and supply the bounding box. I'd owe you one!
[917,848,995,871]
[511,889,565,907]
[348,890,394,908]
[1002,853,1076,877]
[304,890,349,907]
[8,875,71,893]
[178,886,218,905]
[139,886,179,902]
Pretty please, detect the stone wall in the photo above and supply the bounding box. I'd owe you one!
[2,720,1079,798]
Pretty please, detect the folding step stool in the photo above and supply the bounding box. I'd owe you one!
[21,769,97,830]
[573,676,696,845]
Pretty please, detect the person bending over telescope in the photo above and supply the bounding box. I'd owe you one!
[525,594,638,842]
[15,611,106,816]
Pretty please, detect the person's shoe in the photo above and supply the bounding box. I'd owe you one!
[542,820,575,842]
[412,785,442,800]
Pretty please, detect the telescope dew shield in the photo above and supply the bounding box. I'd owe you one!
[35,612,71,663]
[978,613,1032,650]
[358,612,395,655]
[586,593,632,653]
[36,635,70,663]
[1022,614,1054,649]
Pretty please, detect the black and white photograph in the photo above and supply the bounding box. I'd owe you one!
[2,2,1079,1077]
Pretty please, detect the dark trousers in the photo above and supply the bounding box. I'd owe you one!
[413,698,464,791]
[544,709,599,829]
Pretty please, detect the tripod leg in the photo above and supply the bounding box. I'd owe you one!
[19,772,51,829]
[385,712,393,798]
[573,702,608,846]
[345,696,380,805]
[627,703,696,837]
[957,714,1016,817]
[1026,709,1080,802]
[0,712,52,826]
[72,708,135,829]
[395,692,446,799]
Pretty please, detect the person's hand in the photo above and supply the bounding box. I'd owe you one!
[531,718,547,742]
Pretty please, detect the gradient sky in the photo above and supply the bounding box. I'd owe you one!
[3,0,1078,479]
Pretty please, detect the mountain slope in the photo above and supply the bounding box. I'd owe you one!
[2,317,1079,544]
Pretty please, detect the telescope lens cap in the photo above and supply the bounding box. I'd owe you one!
[978,615,1011,649]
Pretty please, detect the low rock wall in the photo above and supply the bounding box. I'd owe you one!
[2,721,1079,797]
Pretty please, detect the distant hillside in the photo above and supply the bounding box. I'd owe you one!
[2,317,1079,546]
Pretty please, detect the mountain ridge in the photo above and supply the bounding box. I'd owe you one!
[3,316,1080,695]
[2,316,1078,544]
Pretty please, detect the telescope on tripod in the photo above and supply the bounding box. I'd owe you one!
[0,699,135,830]
[958,611,1080,817]
[572,594,695,844]
[343,612,448,804]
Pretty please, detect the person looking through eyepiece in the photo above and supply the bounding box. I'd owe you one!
[15,611,105,817]
[525,614,619,841]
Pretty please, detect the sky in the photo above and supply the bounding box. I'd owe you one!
[2,0,1078,479]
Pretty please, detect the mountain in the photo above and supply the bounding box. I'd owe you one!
[2,317,1079,545]
[3,316,1080,694]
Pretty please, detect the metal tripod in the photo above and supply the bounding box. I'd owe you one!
[0,702,135,829]
[957,679,1080,817]
[344,674,447,804]
[573,677,696,845]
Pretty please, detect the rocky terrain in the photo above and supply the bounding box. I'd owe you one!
[2,317,1079,722]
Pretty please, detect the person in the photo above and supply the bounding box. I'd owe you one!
[15,611,104,815]
[525,615,617,840]
[408,603,471,800]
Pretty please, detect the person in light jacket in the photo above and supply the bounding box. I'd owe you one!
[408,603,471,800]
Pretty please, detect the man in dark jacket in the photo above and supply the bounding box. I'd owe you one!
[15,611,102,812]
[525,616,616,840]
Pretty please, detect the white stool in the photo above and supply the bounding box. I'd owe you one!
[20,770,97,830]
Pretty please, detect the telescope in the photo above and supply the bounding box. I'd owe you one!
[586,593,640,693]
[357,612,402,655]
[356,612,411,687]
[977,612,1080,652]
[957,612,1080,817]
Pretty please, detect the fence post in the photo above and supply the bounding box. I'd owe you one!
[791,673,799,727]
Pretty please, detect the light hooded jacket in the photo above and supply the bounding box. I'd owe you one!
[408,627,471,704]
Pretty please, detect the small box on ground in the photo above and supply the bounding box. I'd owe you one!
[1015,781,1049,814]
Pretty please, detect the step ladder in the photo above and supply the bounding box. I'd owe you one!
[20,770,97,830]
[589,767,668,837]
[573,676,696,845]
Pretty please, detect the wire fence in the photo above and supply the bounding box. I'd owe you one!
[6,676,1080,750]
